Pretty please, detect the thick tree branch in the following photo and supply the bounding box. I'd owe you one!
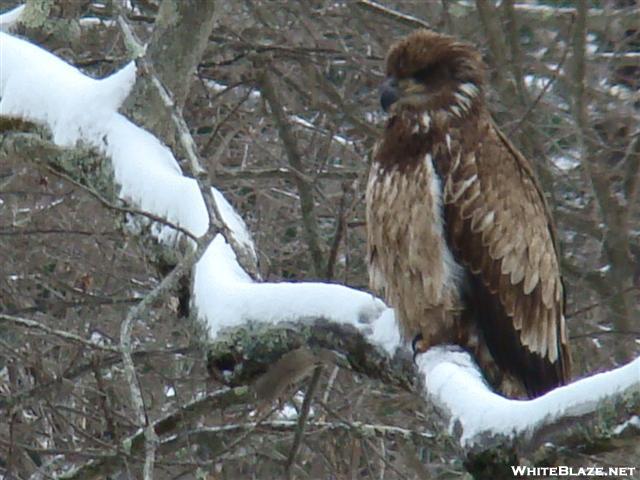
[259,70,325,277]
[205,320,639,477]
[417,347,639,454]
[120,0,216,152]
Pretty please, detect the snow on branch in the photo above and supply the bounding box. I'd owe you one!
[0,31,388,340]
[2,27,639,474]
[418,347,640,453]
[0,4,24,31]
[0,31,254,259]
[194,237,392,344]
[203,308,639,467]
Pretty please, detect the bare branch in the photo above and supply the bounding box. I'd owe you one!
[285,365,324,477]
[214,167,361,183]
[0,313,117,353]
[354,1,431,30]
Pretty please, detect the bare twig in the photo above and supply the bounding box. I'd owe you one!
[326,183,351,280]
[507,24,573,136]
[214,167,360,183]
[162,418,436,452]
[0,228,118,236]
[52,387,253,480]
[117,11,258,276]
[502,0,528,106]
[571,1,635,363]
[285,365,324,477]
[117,223,218,479]
[0,313,118,353]
[570,329,640,340]
[355,0,431,29]
[566,285,639,319]
[319,401,413,480]
[46,164,198,241]
[622,133,640,223]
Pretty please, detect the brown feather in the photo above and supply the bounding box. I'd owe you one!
[366,29,571,398]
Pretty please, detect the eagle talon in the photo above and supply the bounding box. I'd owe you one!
[411,333,428,362]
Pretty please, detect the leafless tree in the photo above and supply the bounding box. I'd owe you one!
[1,1,638,479]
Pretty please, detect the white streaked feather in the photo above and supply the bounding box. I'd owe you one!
[448,174,478,203]
[421,112,431,130]
[454,92,471,111]
[426,155,464,289]
[460,82,479,98]
[369,264,387,292]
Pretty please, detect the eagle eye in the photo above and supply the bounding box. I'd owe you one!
[412,67,432,82]
[413,63,453,86]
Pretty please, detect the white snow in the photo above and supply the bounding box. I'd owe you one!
[1,33,136,146]
[551,152,581,171]
[0,32,254,253]
[0,32,393,351]
[290,114,354,147]
[78,17,116,27]
[0,5,24,31]
[6,32,636,450]
[193,236,392,342]
[366,307,402,355]
[203,79,261,101]
[417,346,640,448]
[164,385,176,398]
[275,391,315,420]
[586,34,598,55]
[524,74,550,92]
[613,415,640,435]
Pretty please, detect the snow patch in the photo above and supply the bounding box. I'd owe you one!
[193,236,389,341]
[0,32,397,360]
[551,152,580,171]
[418,346,640,447]
[0,5,24,31]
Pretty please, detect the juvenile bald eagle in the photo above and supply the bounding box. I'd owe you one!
[366,30,571,398]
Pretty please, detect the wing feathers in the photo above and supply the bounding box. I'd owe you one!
[510,260,526,285]
[523,267,539,295]
[441,117,570,396]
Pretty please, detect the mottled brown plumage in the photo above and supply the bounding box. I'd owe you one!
[366,30,571,398]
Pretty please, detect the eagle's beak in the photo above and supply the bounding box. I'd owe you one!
[380,77,399,112]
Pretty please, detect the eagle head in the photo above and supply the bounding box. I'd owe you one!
[380,30,486,123]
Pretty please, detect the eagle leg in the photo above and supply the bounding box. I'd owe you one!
[411,333,429,362]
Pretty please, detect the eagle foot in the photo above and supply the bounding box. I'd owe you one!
[411,333,429,362]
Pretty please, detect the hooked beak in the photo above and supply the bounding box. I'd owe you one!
[379,77,399,112]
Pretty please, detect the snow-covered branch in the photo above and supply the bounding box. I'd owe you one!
[418,347,640,449]
[204,316,640,476]
[2,16,639,479]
